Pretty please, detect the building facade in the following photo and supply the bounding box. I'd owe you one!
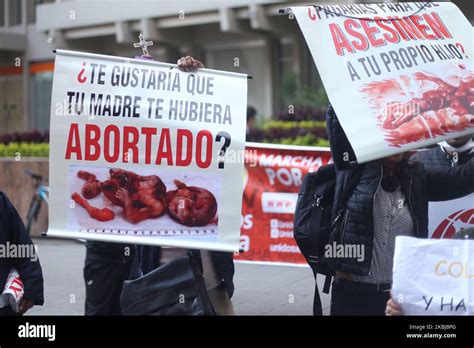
[0,0,473,135]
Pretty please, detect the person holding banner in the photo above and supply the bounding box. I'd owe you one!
[0,192,44,315]
[134,55,235,316]
[325,105,474,316]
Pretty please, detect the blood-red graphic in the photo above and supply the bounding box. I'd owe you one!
[432,208,474,239]
[362,70,474,147]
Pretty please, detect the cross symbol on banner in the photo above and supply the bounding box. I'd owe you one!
[133,33,153,56]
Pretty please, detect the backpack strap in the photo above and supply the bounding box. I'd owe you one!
[307,180,330,267]
[313,274,323,316]
[312,274,332,315]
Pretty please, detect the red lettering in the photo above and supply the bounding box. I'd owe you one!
[374,17,400,44]
[410,15,436,40]
[422,12,452,39]
[65,123,82,160]
[103,125,120,163]
[360,19,385,48]
[196,130,212,169]
[85,124,101,161]
[388,17,410,41]
[308,6,317,21]
[141,127,157,164]
[329,23,355,56]
[176,129,193,167]
[398,17,424,40]
[155,128,173,165]
[344,19,369,51]
[122,126,139,163]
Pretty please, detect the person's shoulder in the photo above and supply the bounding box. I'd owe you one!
[460,149,474,163]
[0,191,11,209]
[0,191,15,223]
[411,146,441,163]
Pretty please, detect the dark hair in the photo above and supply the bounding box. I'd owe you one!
[247,106,257,121]
[452,227,474,240]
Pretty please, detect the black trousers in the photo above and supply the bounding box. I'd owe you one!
[84,244,135,316]
[0,306,20,316]
[330,277,390,316]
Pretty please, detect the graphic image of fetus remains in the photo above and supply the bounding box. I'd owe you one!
[102,169,167,224]
[166,180,218,227]
[71,168,219,228]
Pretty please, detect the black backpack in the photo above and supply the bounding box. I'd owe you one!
[294,163,363,315]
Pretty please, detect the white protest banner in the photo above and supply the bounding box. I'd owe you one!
[392,236,474,315]
[47,50,247,252]
[429,193,474,239]
[290,3,473,163]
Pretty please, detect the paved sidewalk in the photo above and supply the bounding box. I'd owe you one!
[27,238,330,315]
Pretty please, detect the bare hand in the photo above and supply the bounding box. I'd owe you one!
[386,298,403,316]
[177,56,205,71]
[19,298,34,314]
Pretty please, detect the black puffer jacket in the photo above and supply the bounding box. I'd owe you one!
[326,106,474,276]
[412,145,474,167]
[0,192,44,305]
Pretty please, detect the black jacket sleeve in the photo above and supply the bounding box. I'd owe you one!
[425,157,474,201]
[1,192,44,305]
[326,104,357,171]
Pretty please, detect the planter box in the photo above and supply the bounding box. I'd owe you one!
[0,158,49,237]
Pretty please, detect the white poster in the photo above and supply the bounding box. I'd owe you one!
[48,50,248,252]
[429,193,474,239]
[392,236,474,315]
[291,3,474,163]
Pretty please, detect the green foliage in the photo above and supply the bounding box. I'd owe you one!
[0,142,50,157]
[262,120,326,130]
[263,135,329,147]
[280,72,329,109]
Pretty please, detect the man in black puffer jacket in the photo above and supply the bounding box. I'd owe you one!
[326,105,474,316]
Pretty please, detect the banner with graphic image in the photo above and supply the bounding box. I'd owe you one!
[290,2,473,164]
[48,50,247,252]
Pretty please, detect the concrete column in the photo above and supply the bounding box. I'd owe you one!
[264,37,279,117]
[4,0,9,27]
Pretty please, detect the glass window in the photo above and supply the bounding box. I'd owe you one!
[8,0,22,26]
[32,71,53,132]
[0,0,4,27]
